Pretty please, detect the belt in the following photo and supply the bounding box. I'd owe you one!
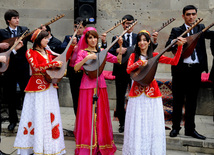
[183,63,199,68]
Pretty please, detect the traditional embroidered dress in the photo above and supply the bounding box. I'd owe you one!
[122,45,182,155]
[74,49,118,155]
[14,46,74,155]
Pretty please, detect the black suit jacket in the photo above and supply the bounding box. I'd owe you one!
[109,33,138,76]
[0,26,31,72]
[165,24,214,76]
[48,34,63,54]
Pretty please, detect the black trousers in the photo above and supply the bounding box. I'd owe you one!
[67,66,83,116]
[3,64,30,124]
[172,64,201,132]
[115,74,131,127]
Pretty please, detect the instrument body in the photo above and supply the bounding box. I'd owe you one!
[45,21,81,83]
[83,20,138,79]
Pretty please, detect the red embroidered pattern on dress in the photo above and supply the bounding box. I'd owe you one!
[50,113,60,139]
[23,122,34,135]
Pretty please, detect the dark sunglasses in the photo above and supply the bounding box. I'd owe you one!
[186,13,197,16]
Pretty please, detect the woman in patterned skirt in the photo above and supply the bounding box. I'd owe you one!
[122,30,185,155]
[14,29,74,155]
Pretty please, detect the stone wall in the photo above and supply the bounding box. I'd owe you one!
[1,0,214,72]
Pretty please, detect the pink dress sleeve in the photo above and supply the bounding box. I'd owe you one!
[74,50,87,70]
[106,52,119,63]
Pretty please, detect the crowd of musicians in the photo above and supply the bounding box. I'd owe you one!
[0,4,214,155]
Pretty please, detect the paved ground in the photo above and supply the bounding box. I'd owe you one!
[1,107,214,154]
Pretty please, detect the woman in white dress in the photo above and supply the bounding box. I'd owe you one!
[13,29,74,155]
[122,30,185,155]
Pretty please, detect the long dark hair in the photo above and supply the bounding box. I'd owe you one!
[134,32,153,62]
[32,30,49,50]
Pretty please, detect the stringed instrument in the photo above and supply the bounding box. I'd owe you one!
[83,20,138,79]
[121,18,176,64]
[130,18,203,86]
[0,30,28,74]
[0,14,65,52]
[44,22,82,83]
[182,20,214,58]
[103,19,127,34]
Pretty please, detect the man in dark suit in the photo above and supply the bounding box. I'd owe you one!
[46,25,63,54]
[109,14,158,133]
[0,9,31,131]
[165,5,214,140]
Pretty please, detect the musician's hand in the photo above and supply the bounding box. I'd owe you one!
[55,61,63,67]
[87,53,97,60]
[176,37,187,46]
[0,43,9,50]
[117,47,127,55]
[41,24,47,31]
[143,60,148,66]
[152,30,158,44]
[0,55,6,63]
[14,40,23,51]
[100,33,107,44]
[72,37,77,45]
[117,36,123,47]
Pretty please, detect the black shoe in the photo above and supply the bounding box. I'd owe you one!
[169,129,179,137]
[185,130,206,140]
[8,122,17,131]
[118,126,124,133]
[0,150,10,155]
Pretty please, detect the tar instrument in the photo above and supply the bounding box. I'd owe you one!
[83,20,138,79]
[121,18,176,64]
[130,18,203,86]
[44,22,82,83]
[0,14,65,52]
[0,30,28,74]
[182,19,214,58]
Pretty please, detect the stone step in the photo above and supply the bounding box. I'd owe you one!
[3,128,213,154]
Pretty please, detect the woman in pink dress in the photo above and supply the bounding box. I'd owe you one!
[74,27,120,155]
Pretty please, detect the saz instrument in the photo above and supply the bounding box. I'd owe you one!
[182,20,214,58]
[0,14,65,52]
[44,22,82,83]
[83,20,138,79]
[130,18,203,86]
[104,19,127,34]
[0,30,28,74]
[121,18,176,64]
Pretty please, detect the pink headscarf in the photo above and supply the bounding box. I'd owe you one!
[69,27,97,67]
[77,27,97,52]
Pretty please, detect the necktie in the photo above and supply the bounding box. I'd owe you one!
[127,34,130,47]
[12,30,17,37]
[189,30,196,61]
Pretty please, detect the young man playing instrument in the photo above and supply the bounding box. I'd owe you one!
[0,9,31,132]
[165,5,214,140]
